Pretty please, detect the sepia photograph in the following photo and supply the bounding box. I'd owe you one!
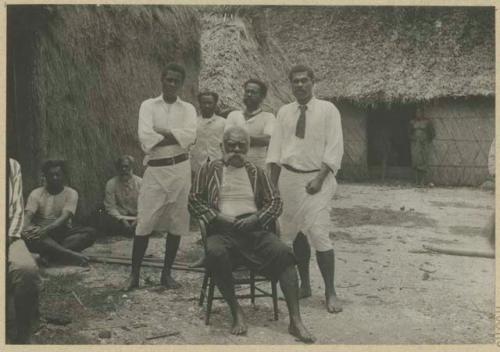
[4,3,496,347]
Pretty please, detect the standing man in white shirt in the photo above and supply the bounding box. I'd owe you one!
[267,65,344,313]
[123,63,197,291]
[225,79,275,169]
[190,91,226,175]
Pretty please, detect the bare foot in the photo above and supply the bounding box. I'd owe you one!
[326,294,343,313]
[122,275,139,291]
[160,272,181,289]
[299,285,312,299]
[288,321,316,343]
[189,256,206,268]
[231,307,247,335]
[70,253,89,267]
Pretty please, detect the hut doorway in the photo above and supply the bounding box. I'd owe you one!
[367,105,414,180]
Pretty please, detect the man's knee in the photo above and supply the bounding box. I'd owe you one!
[79,227,98,244]
[9,262,40,293]
[206,240,231,268]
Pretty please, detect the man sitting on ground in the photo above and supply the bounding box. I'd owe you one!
[22,160,96,266]
[189,126,315,343]
[103,155,142,236]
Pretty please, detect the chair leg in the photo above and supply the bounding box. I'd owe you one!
[205,276,215,325]
[199,271,209,307]
[250,271,256,305]
[271,280,279,321]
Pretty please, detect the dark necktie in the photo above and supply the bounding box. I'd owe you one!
[295,105,307,139]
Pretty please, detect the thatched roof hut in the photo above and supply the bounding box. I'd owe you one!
[200,6,494,109]
[266,6,494,105]
[7,5,201,218]
[199,6,494,185]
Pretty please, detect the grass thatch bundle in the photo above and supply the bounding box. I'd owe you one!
[7,5,201,219]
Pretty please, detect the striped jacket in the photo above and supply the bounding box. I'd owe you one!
[188,159,282,230]
[8,159,24,238]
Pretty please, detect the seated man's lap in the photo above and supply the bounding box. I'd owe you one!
[206,230,295,281]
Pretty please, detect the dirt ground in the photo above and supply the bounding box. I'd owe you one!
[32,182,495,345]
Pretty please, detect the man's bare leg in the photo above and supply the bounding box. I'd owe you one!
[160,233,181,289]
[316,249,342,313]
[60,229,96,252]
[123,235,149,291]
[207,247,247,335]
[33,237,89,266]
[293,232,312,298]
[279,266,316,343]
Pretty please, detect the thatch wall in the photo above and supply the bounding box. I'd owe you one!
[334,101,368,180]
[425,97,495,186]
[7,5,201,219]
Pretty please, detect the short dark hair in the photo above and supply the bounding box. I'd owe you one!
[244,78,268,98]
[161,63,186,82]
[115,155,135,169]
[288,65,315,82]
[41,159,66,176]
[197,91,219,104]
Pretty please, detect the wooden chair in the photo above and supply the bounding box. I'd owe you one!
[197,220,279,325]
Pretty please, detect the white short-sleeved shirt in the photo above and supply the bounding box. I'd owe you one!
[225,110,275,168]
[266,97,344,174]
[138,95,197,165]
[25,186,78,228]
[190,114,226,172]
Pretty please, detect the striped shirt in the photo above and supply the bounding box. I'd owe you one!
[189,159,282,230]
[8,159,24,238]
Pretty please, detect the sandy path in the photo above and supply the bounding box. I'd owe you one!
[37,183,495,344]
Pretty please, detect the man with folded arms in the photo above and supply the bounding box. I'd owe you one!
[123,63,197,291]
[189,126,315,342]
[267,64,344,313]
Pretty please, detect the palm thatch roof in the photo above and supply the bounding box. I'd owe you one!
[7,5,201,218]
[200,6,494,109]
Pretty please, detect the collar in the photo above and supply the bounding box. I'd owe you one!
[199,114,216,122]
[243,108,262,120]
[295,96,316,110]
[153,94,181,105]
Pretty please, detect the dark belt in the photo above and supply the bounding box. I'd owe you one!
[148,153,189,167]
[282,164,320,174]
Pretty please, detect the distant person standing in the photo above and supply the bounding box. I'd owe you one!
[103,155,142,236]
[123,63,197,291]
[190,91,226,175]
[267,64,344,313]
[225,79,275,169]
[7,159,41,344]
[409,113,435,186]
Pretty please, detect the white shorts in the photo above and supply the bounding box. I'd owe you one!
[135,160,191,237]
[278,168,337,252]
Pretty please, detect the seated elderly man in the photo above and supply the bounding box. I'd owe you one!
[22,160,96,266]
[189,126,315,343]
[103,155,142,236]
